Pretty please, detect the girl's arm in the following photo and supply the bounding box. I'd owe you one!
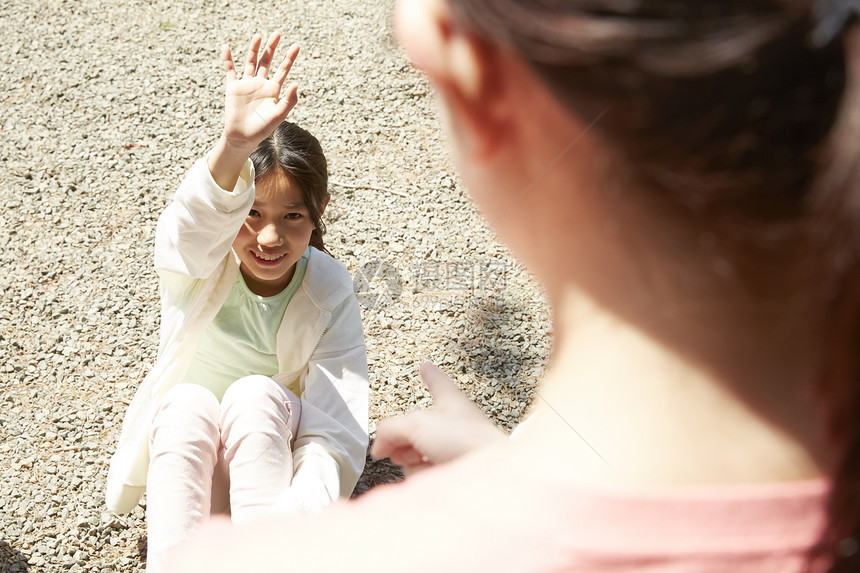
[274,294,369,515]
[208,33,299,191]
[154,34,300,281]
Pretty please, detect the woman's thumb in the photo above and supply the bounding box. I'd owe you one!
[419,362,464,404]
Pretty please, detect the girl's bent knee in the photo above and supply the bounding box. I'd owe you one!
[221,376,301,422]
[149,384,221,456]
[222,376,287,406]
[153,384,221,427]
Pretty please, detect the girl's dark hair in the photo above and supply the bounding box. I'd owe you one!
[449,1,860,569]
[251,121,331,255]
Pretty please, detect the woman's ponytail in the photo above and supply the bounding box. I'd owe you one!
[813,24,860,573]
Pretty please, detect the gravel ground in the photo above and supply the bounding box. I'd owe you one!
[0,0,551,571]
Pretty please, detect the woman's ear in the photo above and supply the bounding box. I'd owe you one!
[394,0,514,161]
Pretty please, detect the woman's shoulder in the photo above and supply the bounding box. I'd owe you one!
[324,446,831,573]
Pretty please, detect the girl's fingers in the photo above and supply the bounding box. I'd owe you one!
[271,43,300,87]
[256,31,281,78]
[269,83,298,124]
[243,34,262,78]
[221,45,237,82]
[278,82,299,114]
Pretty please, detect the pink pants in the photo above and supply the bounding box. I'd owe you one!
[145,376,301,573]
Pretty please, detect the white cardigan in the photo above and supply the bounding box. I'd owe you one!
[106,158,369,515]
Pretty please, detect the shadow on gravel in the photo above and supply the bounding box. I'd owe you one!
[462,297,532,380]
[353,446,404,497]
[0,539,30,572]
[457,296,541,430]
[137,536,147,565]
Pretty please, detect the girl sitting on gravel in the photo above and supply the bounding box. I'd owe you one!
[105,33,368,572]
[175,0,859,572]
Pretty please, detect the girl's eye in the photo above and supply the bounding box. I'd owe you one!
[248,209,261,217]
[285,213,302,220]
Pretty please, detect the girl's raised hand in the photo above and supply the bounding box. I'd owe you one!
[221,32,299,151]
[208,33,299,191]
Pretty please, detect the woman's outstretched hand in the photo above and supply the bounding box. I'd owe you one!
[208,32,300,191]
[371,362,506,475]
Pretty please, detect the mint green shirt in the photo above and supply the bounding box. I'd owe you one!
[182,249,309,401]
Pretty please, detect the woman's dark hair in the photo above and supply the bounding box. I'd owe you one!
[251,121,330,255]
[449,1,860,569]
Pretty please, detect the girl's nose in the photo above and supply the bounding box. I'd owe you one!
[257,223,284,247]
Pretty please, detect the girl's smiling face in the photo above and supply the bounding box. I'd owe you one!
[232,168,325,297]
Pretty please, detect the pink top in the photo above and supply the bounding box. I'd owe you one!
[175,446,832,572]
[274,446,830,573]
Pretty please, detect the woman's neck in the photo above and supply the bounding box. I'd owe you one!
[518,286,831,488]
[459,79,834,486]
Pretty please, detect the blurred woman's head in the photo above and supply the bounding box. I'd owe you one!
[395,0,860,568]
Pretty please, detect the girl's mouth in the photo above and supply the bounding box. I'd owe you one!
[251,251,286,266]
